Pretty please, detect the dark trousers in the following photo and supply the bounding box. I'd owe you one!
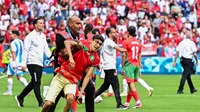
[49,73,95,112]
[178,57,195,92]
[18,64,43,104]
[95,69,122,106]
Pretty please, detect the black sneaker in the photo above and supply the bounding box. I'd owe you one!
[177,91,184,94]
[191,88,198,94]
[116,104,129,110]
[38,102,44,107]
[15,95,24,107]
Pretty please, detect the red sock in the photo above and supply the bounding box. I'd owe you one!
[132,91,139,101]
[126,92,132,103]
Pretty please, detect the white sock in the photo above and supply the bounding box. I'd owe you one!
[138,78,150,90]
[8,78,13,93]
[122,79,128,94]
[108,85,113,93]
[19,77,28,86]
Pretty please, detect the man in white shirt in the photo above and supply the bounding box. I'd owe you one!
[15,17,51,107]
[173,31,198,94]
[95,27,128,109]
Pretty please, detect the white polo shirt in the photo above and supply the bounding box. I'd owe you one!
[101,38,117,70]
[176,38,197,59]
[22,30,51,67]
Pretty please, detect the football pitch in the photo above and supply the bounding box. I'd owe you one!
[0,74,200,112]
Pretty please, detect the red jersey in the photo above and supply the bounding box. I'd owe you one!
[122,38,142,66]
[55,40,100,83]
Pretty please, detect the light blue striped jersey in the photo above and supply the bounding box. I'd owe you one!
[10,38,23,65]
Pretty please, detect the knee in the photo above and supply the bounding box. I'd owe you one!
[43,101,53,108]
[66,94,74,104]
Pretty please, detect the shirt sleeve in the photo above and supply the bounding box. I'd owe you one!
[191,42,197,53]
[11,42,16,52]
[109,39,117,48]
[22,35,32,66]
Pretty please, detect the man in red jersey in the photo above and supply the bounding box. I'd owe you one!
[121,26,142,108]
[42,35,104,112]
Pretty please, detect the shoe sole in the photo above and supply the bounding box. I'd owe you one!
[15,96,22,107]
[95,100,102,104]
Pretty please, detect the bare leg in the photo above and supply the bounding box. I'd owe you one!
[42,101,53,112]
[64,93,74,112]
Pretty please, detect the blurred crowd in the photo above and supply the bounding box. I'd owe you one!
[0,0,200,57]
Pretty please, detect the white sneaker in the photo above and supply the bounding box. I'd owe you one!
[3,91,13,95]
[120,92,127,96]
[94,96,103,104]
[148,87,153,96]
[43,86,49,98]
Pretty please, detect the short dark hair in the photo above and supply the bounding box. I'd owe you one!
[85,23,93,31]
[92,34,104,43]
[12,30,20,36]
[32,16,44,26]
[127,26,136,37]
[105,27,114,36]
[0,36,4,43]
[92,28,100,35]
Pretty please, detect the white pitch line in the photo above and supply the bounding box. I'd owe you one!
[151,94,198,97]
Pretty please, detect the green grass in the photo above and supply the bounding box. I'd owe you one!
[0,74,200,112]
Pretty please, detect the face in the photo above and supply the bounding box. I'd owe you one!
[69,18,82,34]
[35,19,45,31]
[91,39,103,51]
[109,28,117,39]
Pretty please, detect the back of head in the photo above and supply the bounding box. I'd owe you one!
[127,26,136,37]
[12,30,20,36]
[186,31,192,39]
[92,34,104,43]
[92,28,100,35]
[85,23,93,32]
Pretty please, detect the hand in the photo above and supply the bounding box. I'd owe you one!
[121,69,125,75]
[76,42,83,49]
[77,92,83,104]
[172,62,176,67]
[196,62,198,66]
[21,66,27,72]
[69,57,75,69]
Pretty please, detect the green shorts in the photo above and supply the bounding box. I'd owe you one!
[124,62,140,83]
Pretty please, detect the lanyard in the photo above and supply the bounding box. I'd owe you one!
[65,26,74,40]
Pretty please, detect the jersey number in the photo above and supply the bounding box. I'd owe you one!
[131,46,139,60]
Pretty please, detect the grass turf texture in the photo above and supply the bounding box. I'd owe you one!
[0,74,199,112]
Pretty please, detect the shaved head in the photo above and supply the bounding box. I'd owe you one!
[67,16,81,26]
[67,16,82,35]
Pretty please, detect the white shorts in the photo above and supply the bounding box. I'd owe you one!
[7,64,23,76]
[45,73,77,103]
